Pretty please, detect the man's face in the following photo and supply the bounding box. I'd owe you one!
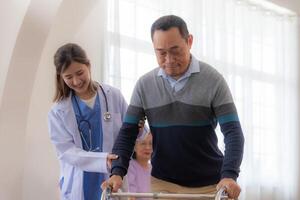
[153,27,193,80]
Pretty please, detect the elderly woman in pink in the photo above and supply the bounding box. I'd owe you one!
[127,132,152,200]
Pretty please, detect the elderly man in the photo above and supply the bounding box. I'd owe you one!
[106,15,244,200]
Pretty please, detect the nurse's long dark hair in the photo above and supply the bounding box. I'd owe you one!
[53,43,97,102]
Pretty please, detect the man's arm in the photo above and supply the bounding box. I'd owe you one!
[111,91,146,176]
[108,79,146,191]
[220,120,244,180]
[212,76,244,199]
[104,122,139,192]
[218,119,244,199]
[110,122,140,178]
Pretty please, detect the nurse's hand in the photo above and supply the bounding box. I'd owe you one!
[101,175,123,192]
[216,178,241,199]
[138,117,146,130]
[106,154,118,170]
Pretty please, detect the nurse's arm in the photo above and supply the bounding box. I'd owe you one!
[48,110,110,173]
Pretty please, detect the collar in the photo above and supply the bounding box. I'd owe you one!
[56,83,110,110]
[157,54,200,79]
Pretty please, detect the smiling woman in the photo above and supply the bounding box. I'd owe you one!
[61,61,93,100]
[48,43,129,200]
[54,43,97,101]
[0,1,112,200]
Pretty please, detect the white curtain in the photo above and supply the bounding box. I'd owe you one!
[101,0,299,199]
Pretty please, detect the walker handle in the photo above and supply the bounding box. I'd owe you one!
[215,187,228,200]
[101,186,229,200]
[101,187,112,200]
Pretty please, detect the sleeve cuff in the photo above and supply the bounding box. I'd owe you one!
[221,170,238,181]
[111,167,127,178]
[100,152,109,173]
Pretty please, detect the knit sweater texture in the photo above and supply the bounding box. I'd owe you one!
[111,58,244,187]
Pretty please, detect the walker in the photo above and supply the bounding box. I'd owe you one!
[101,187,228,200]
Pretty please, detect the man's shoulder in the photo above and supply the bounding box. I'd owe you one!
[190,60,223,85]
[137,67,160,83]
[198,60,221,76]
[142,67,160,78]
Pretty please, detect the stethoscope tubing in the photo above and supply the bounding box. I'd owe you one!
[99,84,109,115]
[73,84,111,151]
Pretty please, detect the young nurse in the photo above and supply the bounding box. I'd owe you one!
[48,43,131,200]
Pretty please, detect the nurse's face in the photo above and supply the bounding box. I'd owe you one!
[61,61,91,99]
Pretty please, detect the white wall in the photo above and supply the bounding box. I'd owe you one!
[0,0,105,199]
[0,0,299,200]
[0,0,31,108]
[22,0,106,199]
[0,0,62,199]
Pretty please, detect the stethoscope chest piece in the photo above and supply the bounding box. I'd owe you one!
[103,112,111,121]
[99,84,111,121]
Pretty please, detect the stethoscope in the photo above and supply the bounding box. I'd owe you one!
[99,85,111,121]
[73,84,111,151]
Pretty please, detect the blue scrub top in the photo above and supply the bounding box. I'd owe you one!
[72,92,104,200]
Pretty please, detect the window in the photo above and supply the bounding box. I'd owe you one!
[103,0,299,199]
